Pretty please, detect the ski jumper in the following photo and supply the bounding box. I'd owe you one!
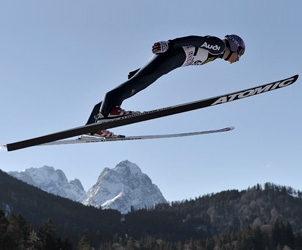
[100,36,226,117]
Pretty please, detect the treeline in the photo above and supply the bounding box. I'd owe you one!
[0,210,72,250]
[2,167,302,249]
[1,209,302,250]
[121,183,302,241]
[97,219,302,250]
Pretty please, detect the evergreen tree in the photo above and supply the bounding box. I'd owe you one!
[38,219,60,250]
[0,210,9,250]
[285,222,295,249]
[6,213,29,249]
[271,219,296,249]
[205,237,215,250]
[238,225,256,249]
[27,229,42,250]
[78,235,93,250]
[126,237,136,250]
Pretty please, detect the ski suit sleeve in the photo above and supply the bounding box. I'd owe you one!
[169,36,226,55]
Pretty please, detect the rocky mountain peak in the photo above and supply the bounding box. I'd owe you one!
[81,160,166,214]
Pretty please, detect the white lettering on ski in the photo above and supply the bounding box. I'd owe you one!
[211,77,295,106]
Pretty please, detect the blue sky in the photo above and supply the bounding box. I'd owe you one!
[0,0,301,202]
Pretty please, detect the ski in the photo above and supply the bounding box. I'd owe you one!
[41,127,234,146]
[5,74,299,151]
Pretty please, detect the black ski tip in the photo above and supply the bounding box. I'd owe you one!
[290,74,299,82]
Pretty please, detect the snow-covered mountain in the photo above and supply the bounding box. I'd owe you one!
[81,160,167,214]
[9,166,85,202]
[8,160,166,214]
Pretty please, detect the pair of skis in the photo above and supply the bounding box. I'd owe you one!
[3,74,299,151]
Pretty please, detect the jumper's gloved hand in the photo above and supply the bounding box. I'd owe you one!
[152,41,169,54]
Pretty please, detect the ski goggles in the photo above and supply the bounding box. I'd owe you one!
[237,47,245,58]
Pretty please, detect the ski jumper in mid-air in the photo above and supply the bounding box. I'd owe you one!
[91,34,245,137]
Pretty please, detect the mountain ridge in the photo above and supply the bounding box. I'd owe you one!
[9,165,86,202]
[8,160,167,214]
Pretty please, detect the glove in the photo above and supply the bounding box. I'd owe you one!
[152,41,169,54]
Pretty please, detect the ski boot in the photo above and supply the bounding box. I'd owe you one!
[97,106,141,120]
